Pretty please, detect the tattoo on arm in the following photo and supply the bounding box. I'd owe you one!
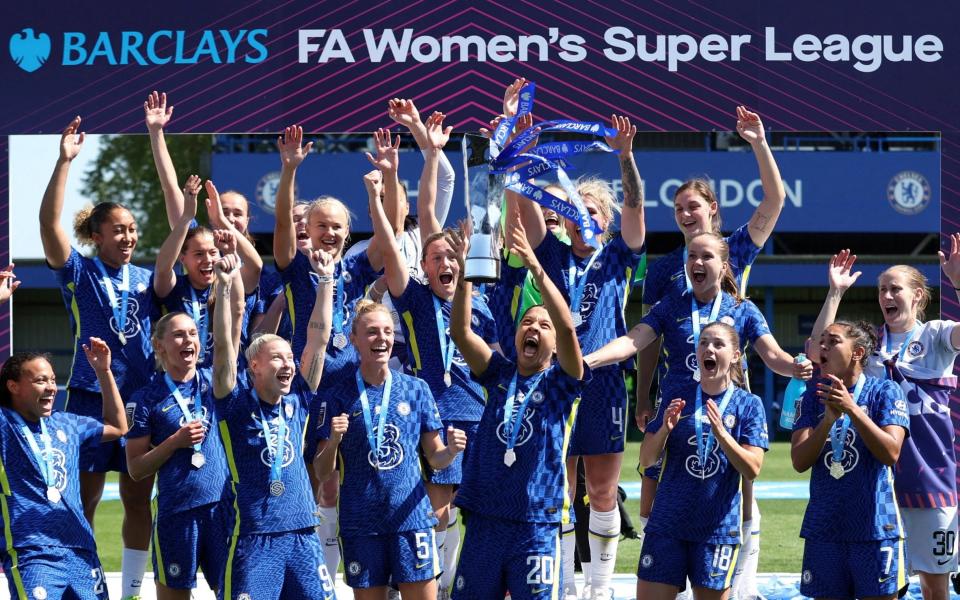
[750,212,771,235]
[305,356,320,384]
[621,157,643,209]
[308,320,325,331]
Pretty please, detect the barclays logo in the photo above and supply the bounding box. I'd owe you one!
[10,28,51,72]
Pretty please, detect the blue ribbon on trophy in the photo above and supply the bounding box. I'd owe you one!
[461,80,620,281]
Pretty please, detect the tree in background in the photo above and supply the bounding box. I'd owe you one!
[81,134,211,255]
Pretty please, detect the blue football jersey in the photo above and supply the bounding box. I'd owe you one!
[53,248,156,396]
[795,376,910,541]
[640,291,771,402]
[128,369,230,517]
[0,408,102,552]
[215,374,317,535]
[535,233,644,355]
[455,353,590,524]
[642,224,761,306]
[391,280,497,422]
[644,385,769,544]
[279,250,379,374]
[316,369,442,536]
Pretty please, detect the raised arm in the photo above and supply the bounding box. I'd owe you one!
[938,233,960,349]
[808,250,860,364]
[417,112,453,241]
[365,164,409,299]
[40,117,84,269]
[0,264,21,304]
[739,106,786,247]
[420,425,466,470]
[754,334,812,379]
[206,180,263,291]
[153,175,200,299]
[507,211,583,378]
[144,91,184,228]
[313,414,348,481]
[300,250,334,393]
[274,125,313,270]
[606,114,644,251]
[449,229,493,376]
[585,322,658,370]
[212,254,243,398]
[83,337,128,441]
[364,128,401,273]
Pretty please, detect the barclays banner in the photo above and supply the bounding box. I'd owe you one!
[216,147,939,234]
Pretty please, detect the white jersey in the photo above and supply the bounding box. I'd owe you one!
[866,320,959,380]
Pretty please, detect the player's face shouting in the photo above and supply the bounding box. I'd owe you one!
[251,339,297,396]
[352,310,395,367]
[514,306,555,370]
[422,238,460,299]
[697,327,740,384]
[674,189,717,240]
[155,314,201,375]
[818,324,863,378]
[181,232,220,288]
[292,204,312,252]
[219,192,250,235]
[8,358,57,420]
[686,236,724,295]
[308,204,349,260]
[92,207,138,267]
[878,270,922,332]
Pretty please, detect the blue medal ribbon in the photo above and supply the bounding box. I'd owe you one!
[694,385,735,479]
[492,82,536,151]
[829,373,866,471]
[253,388,287,485]
[333,269,345,336]
[432,296,454,382]
[690,292,724,351]
[884,322,921,364]
[503,370,545,452]
[164,373,203,455]
[681,247,693,294]
[355,370,392,469]
[93,257,130,343]
[188,286,209,360]
[8,410,55,490]
[568,246,604,320]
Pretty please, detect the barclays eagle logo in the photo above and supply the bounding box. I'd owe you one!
[10,28,51,73]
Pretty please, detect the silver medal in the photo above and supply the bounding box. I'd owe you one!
[692,367,701,382]
[270,480,285,496]
[191,452,206,469]
[333,333,347,349]
[572,312,583,328]
[504,449,517,467]
[118,332,127,345]
[46,486,61,504]
[443,372,452,387]
[829,461,845,480]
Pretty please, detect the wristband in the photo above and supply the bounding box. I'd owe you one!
[316,274,334,284]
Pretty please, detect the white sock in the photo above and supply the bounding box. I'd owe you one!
[441,508,461,590]
[435,528,447,567]
[581,562,592,592]
[120,548,149,598]
[561,524,578,597]
[735,507,761,598]
[637,515,649,550]
[318,505,341,576]
[587,507,619,592]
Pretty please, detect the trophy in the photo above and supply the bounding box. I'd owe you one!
[461,133,505,283]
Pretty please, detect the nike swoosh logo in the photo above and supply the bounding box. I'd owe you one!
[610,435,622,441]
[352,411,362,417]
[162,404,177,412]
[676,316,688,322]
[531,588,550,594]
[878,575,892,583]
[938,557,952,566]
[670,272,683,281]
[415,562,429,569]
[709,572,724,578]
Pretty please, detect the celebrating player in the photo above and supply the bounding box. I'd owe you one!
[448,214,589,600]
[125,253,245,599]
[40,115,157,599]
[1,333,128,600]
[314,299,465,600]
[792,320,909,600]
[808,247,960,600]
[635,322,768,599]
[215,247,338,599]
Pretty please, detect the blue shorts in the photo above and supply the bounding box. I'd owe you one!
[65,388,128,473]
[221,528,336,600]
[567,367,626,456]
[153,501,232,590]
[637,530,739,591]
[3,546,107,600]
[341,527,439,588]
[800,537,906,599]
[428,421,479,485]
[452,512,561,600]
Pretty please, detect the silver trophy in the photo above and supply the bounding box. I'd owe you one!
[462,133,505,283]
